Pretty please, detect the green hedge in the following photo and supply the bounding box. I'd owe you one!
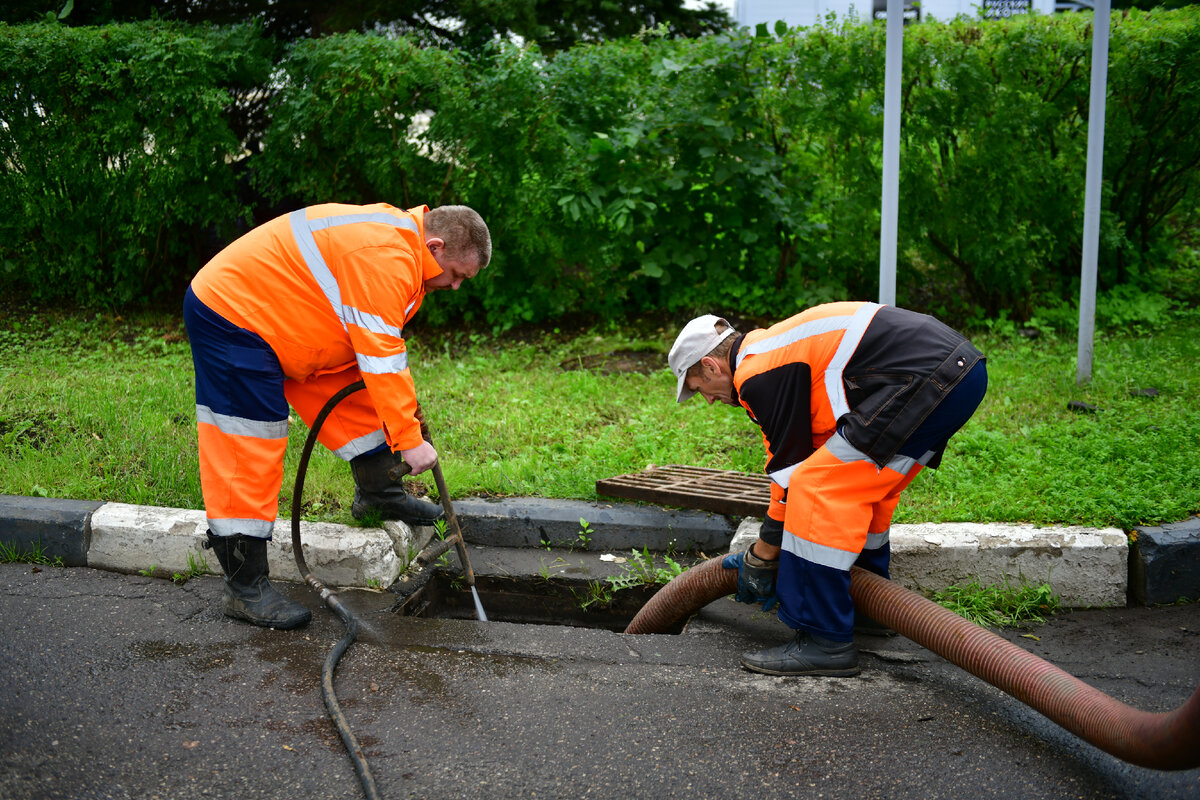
[2,11,1197,325]
[0,21,272,306]
[900,12,1200,318]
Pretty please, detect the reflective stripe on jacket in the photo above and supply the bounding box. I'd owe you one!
[190,203,442,452]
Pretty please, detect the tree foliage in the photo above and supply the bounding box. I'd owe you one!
[2,10,1198,326]
[1,0,733,52]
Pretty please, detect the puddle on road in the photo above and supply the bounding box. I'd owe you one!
[131,639,239,672]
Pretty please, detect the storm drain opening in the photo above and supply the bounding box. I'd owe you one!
[391,572,687,634]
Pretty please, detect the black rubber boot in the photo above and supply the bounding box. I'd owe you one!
[205,532,312,630]
[740,630,860,677]
[350,449,443,526]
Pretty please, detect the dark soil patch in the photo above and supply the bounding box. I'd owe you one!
[295,493,344,517]
[559,349,663,375]
[0,411,61,451]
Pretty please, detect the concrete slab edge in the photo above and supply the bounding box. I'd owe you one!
[452,497,737,551]
[5,494,1195,606]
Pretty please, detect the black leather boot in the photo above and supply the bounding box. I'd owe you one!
[740,630,860,677]
[350,449,443,526]
[205,532,312,630]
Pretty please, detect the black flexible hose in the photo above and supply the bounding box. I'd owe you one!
[291,379,380,800]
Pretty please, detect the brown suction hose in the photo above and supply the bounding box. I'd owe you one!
[624,557,1200,771]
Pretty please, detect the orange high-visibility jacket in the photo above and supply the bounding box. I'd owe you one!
[190,203,443,453]
[732,302,983,530]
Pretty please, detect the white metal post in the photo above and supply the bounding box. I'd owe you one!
[1077,1,1111,385]
[878,0,904,307]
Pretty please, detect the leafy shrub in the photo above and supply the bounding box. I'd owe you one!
[2,11,1199,327]
[0,20,272,305]
[1095,284,1174,331]
[254,34,462,211]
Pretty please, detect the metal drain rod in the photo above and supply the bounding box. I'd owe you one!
[415,406,487,622]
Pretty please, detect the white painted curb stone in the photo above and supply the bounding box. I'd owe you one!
[891,522,1127,608]
[88,503,407,589]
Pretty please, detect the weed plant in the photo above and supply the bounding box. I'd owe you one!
[0,539,63,566]
[1,304,1198,531]
[606,547,686,591]
[571,548,685,612]
[928,574,1061,628]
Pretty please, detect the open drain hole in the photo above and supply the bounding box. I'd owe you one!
[391,572,686,634]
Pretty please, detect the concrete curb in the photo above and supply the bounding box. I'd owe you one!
[0,495,103,567]
[731,519,1129,607]
[3,493,1195,606]
[1130,516,1200,605]
[86,502,429,588]
[1,495,430,589]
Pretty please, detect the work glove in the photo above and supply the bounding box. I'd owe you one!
[721,544,779,612]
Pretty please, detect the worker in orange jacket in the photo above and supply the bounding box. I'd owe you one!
[669,303,987,676]
[183,203,491,630]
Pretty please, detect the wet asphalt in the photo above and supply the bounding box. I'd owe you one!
[1,556,1198,800]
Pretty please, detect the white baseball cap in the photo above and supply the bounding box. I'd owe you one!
[668,315,736,403]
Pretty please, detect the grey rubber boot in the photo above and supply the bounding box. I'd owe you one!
[350,449,443,526]
[205,532,312,630]
[740,630,860,677]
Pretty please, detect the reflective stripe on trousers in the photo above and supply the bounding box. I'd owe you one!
[774,434,923,640]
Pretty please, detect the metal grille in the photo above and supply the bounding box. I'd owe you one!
[596,465,770,517]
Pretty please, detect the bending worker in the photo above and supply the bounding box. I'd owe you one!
[184,202,491,630]
[668,302,987,676]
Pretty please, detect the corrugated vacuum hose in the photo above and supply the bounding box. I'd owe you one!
[625,556,1200,771]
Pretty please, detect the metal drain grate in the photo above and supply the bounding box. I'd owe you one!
[596,465,770,517]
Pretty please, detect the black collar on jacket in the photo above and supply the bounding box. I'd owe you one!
[728,333,747,405]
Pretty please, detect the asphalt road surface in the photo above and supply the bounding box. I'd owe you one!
[1,563,1197,800]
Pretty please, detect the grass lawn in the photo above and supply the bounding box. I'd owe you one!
[1,304,1197,532]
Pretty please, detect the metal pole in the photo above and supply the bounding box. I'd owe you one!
[1076,0,1111,385]
[878,0,904,307]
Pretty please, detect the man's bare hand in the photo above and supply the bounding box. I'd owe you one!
[399,441,438,475]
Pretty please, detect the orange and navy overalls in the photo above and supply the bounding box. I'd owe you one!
[182,203,442,538]
[731,302,987,641]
